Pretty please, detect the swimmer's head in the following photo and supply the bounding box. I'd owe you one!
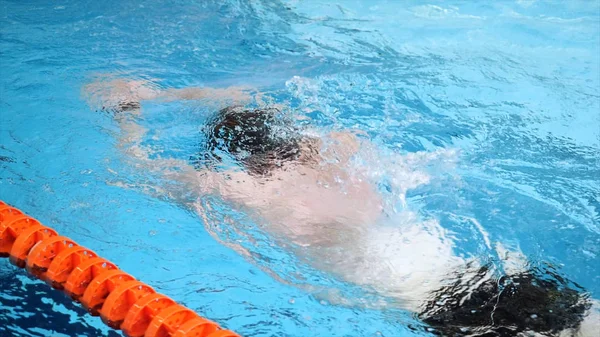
[419,265,591,336]
[200,106,306,175]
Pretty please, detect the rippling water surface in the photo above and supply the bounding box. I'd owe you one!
[1,1,599,336]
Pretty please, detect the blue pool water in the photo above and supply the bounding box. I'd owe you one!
[1,1,599,336]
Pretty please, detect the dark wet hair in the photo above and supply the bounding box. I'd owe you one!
[419,265,591,336]
[198,106,303,175]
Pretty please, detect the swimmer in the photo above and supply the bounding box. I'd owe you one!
[84,78,599,336]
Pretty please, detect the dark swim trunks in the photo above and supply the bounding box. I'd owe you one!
[419,264,590,336]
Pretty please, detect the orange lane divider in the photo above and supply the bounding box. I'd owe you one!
[0,200,240,337]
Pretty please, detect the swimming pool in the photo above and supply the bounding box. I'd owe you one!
[1,0,599,336]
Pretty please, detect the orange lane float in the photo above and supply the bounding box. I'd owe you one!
[0,200,241,337]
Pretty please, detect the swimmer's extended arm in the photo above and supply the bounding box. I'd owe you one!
[83,77,255,166]
[83,77,255,113]
[158,86,256,104]
[83,77,242,200]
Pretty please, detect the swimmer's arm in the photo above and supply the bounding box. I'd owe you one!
[83,78,239,204]
[83,77,256,111]
[157,86,256,105]
[84,78,256,155]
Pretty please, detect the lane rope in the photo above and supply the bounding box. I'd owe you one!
[0,200,241,337]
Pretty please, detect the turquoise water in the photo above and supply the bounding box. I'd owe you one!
[1,1,599,336]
